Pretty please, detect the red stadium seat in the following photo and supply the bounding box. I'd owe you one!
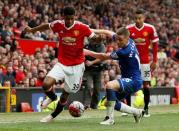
[171,97,178,104]
[175,87,179,103]
[21,102,34,112]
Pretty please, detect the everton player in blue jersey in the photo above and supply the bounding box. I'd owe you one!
[85,27,144,125]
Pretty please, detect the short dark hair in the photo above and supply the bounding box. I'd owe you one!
[63,6,75,16]
[116,27,130,37]
[38,70,44,74]
[135,9,145,15]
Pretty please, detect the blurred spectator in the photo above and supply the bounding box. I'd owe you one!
[21,78,30,88]
[83,39,106,109]
[35,70,46,87]
[0,68,4,86]
[29,78,37,87]
[3,66,16,87]
[157,48,167,59]
[15,65,25,85]
[0,0,178,88]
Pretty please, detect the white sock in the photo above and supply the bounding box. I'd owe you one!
[106,101,116,119]
[120,102,141,115]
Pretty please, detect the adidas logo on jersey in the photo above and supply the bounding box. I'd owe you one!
[132,33,135,36]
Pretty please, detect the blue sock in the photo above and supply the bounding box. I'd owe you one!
[114,101,121,111]
[106,89,116,101]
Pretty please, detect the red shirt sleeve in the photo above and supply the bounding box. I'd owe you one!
[150,26,159,63]
[49,20,62,32]
[81,24,94,38]
[150,26,159,43]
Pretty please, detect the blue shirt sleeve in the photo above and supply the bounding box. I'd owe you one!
[110,50,125,60]
[110,51,119,60]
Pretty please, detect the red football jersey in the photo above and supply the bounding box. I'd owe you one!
[49,20,94,66]
[126,23,159,64]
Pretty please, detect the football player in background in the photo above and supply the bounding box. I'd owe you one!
[126,9,159,117]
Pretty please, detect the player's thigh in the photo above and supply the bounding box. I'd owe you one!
[106,80,120,91]
[118,78,142,94]
[47,63,65,82]
[64,63,85,93]
[141,64,151,81]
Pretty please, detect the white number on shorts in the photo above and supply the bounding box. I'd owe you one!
[72,84,80,90]
[144,71,150,77]
[123,78,131,82]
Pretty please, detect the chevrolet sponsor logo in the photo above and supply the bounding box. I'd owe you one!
[62,37,76,43]
[134,38,145,43]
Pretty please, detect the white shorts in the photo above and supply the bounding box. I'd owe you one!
[47,62,85,93]
[141,64,151,81]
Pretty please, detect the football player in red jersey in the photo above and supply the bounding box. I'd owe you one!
[126,9,159,117]
[25,6,101,122]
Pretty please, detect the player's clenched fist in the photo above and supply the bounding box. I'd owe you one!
[24,26,33,33]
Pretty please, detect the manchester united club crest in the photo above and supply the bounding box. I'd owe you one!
[74,30,79,36]
[143,31,148,37]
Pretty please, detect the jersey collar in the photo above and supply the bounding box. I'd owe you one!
[135,23,144,31]
[122,40,130,49]
[63,20,76,30]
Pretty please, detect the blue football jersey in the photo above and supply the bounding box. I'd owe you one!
[110,38,142,80]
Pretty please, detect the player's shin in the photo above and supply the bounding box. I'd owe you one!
[106,89,116,119]
[120,102,142,115]
[51,92,69,118]
[41,86,57,109]
[143,87,150,110]
[51,101,66,118]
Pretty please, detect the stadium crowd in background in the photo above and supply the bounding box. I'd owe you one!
[0,0,178,88]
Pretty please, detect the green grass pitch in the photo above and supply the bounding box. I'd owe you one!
[0,105,179,131]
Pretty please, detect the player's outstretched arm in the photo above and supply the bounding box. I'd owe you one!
[91,29,115,38]
[24,23,50,33]
[151,42,158,71]
[85,59,101,66]
[84,49,110,61]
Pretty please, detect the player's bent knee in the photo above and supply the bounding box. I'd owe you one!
[106,82,114,89]
[143,81,150,88]
[42,77,56,90]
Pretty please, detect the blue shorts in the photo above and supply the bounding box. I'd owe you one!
[116,78,142,100]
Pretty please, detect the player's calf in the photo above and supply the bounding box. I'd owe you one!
[41,86,57,109]
[42,77,57,99]
[41,78,58,109]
